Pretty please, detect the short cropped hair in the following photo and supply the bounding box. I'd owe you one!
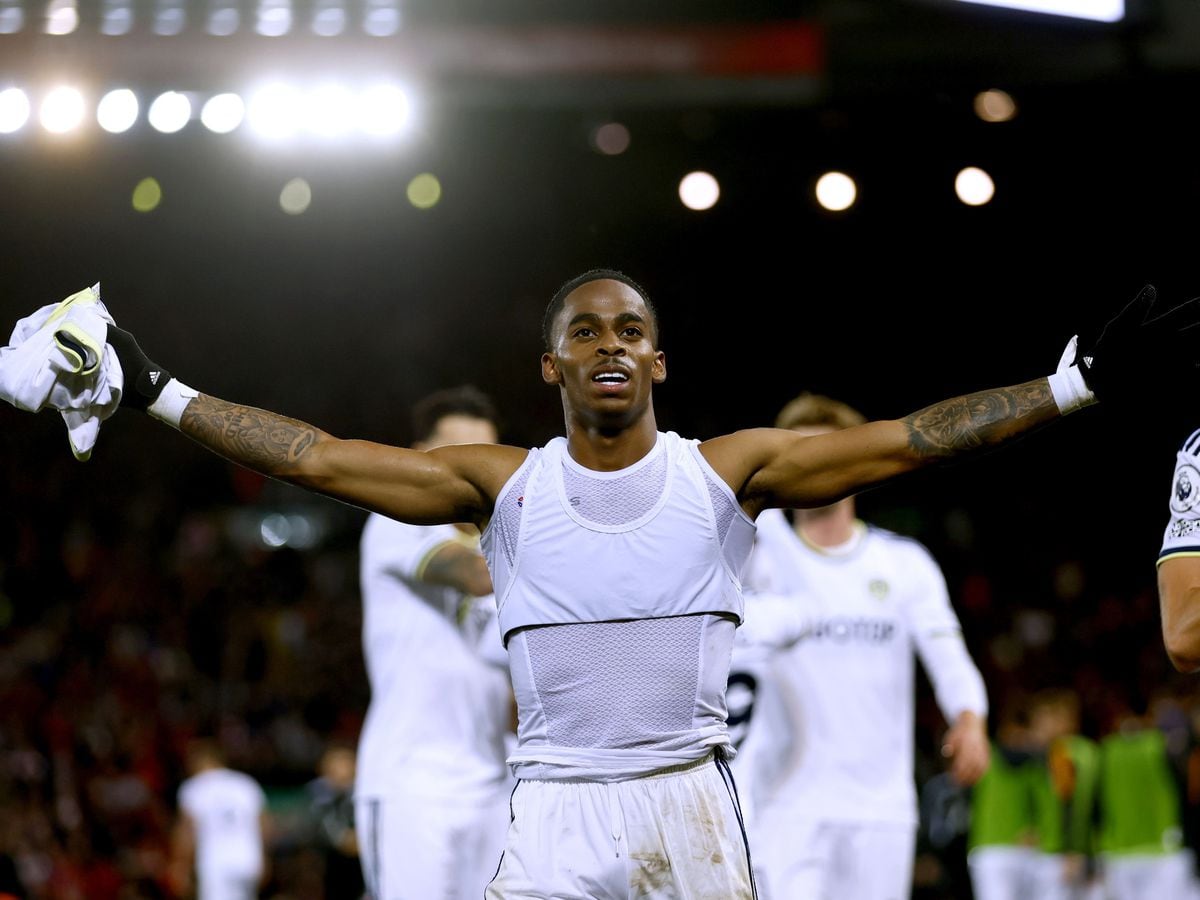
[775,392,866,432]
[411,385,500,444]
[542,268,659,351]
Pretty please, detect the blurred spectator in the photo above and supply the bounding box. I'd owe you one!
[168,739,269,900]
[303,743,363,899]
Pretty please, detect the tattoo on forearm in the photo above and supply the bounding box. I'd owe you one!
[181,394,319,474]
[903,379,1057,459]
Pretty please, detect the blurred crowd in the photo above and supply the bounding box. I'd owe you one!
[1,410,1197,899]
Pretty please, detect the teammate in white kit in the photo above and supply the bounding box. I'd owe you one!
[355,386,514,900]
[1157,427,1200,673]
[734,392,990,900]
[16,274,1199,899]
[170,739,269,900]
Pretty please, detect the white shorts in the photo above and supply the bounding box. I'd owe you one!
[356,786,511,900]
[196,872,260,900]
[485,753,756,900]
[967,846,1038,900]
[1101,851,1195,900]
[755,817,916,900]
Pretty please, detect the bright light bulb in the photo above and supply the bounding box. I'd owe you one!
[201,93,244,133]
[40,86,85,133]
[955,166,996,206]
[147,91,191,133]
[679,171,720,211]
[815,171,857,212]
[357,84,410,136]
[97,88,138,133]
[0,88,31,133]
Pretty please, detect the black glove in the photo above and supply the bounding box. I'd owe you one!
[107,325,171,411]
[1075,284,1200,408]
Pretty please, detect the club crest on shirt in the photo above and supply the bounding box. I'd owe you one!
[1172,464,1200,515]
[868,578,889,601]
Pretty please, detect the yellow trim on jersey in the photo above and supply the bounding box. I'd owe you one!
[1157,551,1200,566]
[412,531,481,581]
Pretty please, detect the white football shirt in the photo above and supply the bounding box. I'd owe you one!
[177,768,265,887]
[356,514,511,800]
[1160,428,1200,562]
[737,509,987,826]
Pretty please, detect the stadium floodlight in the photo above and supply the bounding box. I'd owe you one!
[148,91,191,133]
[955,166,996,206]
[44,0,78,34]
[311,0,345,36]
[0,0,24,34]
[357,84,411,136]
[40,86,86,133]
[307,84,355,137]
[0,88,30,133]
[97,89,139,133]
[247,84,303,139]
[256,0,292,36]
[679,171,720,211]
[362,0,400,36]
[954,0,1123,22]
[100,0,133,34]
[153,0,186,35]
[201,93,244,133]
[815,171,857,212]
[206,0,239,35]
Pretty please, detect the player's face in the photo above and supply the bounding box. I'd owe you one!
[541,279,666,424]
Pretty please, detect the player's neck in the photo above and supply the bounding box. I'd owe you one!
[564,412,659,472]
[794,500,857,547]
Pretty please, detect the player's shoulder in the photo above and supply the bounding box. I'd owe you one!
[864,522,934,557]
[1179,429,1200,455]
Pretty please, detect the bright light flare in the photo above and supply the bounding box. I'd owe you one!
[44,0,78,34]
[678,171,720,211]
[955,166,996,206]
[279,177,312,214]
[201,93,244,133]
[97,89,138,133]
[132,177,162,212]
[407,173,441,209]
[148,91,191,133]
[955,0,1122,22]
[307,84,356,137]
[815,171,857,212]
[0,88,31,133]
[357,84,411,136]
[40,86,85,133]
[248,84,303,139]
[975,89,1017,123]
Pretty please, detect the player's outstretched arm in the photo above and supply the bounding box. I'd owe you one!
[709,377,1060,515]
[110,327,522,527]
[707,285,1200,515]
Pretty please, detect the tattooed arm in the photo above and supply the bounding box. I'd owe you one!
[177,393,526,527]
[700,378,1060,517]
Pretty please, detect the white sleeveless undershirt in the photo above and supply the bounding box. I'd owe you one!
[481,431,756,781]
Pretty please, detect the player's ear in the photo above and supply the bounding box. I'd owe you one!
[541,352,562,385]
[652,350,667,384]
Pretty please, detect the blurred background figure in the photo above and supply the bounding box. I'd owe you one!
[1094,697,1193,900]
[354,386,514,900]
[169,738,269,900]
[733,392,990,900]
[304,741,363,900]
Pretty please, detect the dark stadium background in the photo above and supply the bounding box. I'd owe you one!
[3,1,1200,896]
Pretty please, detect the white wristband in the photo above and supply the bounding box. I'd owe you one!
[1047,335,1097,415]
[147,378,199,428]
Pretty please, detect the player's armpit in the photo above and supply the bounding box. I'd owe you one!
[1158,555,1200,673]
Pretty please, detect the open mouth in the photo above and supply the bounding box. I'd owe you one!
[592,370,630,385]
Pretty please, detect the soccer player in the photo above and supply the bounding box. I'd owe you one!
[733,391,990,900]
[7,272,1199,898]
[1157,427,1200,672]
[169,739,269,900]
[355,385,514,900]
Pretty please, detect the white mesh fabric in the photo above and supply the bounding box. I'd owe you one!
[490,467,530,569]
[703,469,738,547]
[524,616,704,748]
[561,445,667,527]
